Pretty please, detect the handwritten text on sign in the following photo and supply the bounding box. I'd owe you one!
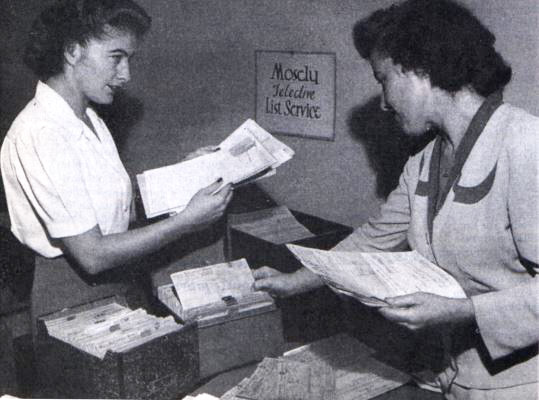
[256,51,336,140]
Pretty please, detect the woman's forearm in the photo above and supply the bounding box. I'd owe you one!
[61,211,209,274]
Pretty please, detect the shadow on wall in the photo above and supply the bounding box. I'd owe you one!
[347,96,435,198]
[93,90,145,151]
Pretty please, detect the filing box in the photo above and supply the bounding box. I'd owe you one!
[36,296,198,399]
[157,281,285,379]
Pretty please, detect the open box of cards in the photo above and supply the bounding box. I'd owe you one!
[36,295,198,399]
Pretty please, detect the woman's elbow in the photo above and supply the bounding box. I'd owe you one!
[60,229,117,275]
[64,248,117,276]
[72,253,110,275]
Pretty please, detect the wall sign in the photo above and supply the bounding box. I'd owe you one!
[255,50,336,141]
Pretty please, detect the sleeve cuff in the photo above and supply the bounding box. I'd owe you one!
[47,217,97,238]
[471,282,539,360]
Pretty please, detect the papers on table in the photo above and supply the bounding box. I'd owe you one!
[286,245,467,306]
[221,334,410,400]
[137,119,294,218]
[230,206,314,244]
[236,357,335,400]
[44,302,182,359]
[167,259,273,322]
[284,335,410,400]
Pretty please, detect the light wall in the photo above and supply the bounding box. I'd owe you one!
[124,0,539,228]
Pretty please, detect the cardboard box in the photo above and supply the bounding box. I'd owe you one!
[157,283,284,379]
[36,296,198,399]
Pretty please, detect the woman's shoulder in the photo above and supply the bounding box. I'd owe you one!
[6,97,78,147]
[496,104,539,144]
[489,104,538,165]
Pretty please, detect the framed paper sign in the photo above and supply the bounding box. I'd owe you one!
[255,50,336,141]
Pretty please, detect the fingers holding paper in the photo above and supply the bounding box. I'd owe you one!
[253,268,301,298]
[378,292,475,331]
[253,266,282,280]
[253,267,324,298]
[183,179,233,227]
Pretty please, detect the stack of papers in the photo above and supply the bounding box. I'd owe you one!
[230,206,314,244]
[286,245,467,307]
[221,334,410,400]
[161,259,273,322]
[235,357,335,400]
[283,334,410,400]
[137,119,294,218]
[45,302,182,359]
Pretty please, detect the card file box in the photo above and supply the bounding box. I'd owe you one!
[36,296,198,399]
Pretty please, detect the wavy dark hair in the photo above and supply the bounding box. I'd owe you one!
[24,0,151,80]
[353,0,511,96]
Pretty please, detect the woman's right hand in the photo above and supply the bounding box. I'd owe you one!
[253,266,324,298]
[183,179,233,227]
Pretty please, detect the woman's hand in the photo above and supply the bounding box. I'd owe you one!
[182,179,233,228]
[378,292,475,330]
[253,266,324,298]
[183,145,220,161]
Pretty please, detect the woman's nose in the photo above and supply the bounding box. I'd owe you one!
[118,60,131,83]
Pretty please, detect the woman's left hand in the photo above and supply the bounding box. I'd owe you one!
[183,145,220,161]
[378,292,475,331]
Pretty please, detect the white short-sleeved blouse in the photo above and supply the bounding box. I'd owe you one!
[1,81,132,257]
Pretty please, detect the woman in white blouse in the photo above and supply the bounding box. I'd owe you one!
[0,0,232,335]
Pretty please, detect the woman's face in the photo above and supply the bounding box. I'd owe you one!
[369,51,435,136]
[73,26,139,105]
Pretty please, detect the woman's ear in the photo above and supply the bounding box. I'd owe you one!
[64,42,83,67]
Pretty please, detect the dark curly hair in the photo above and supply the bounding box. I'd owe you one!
[353,0,511,96]
[24,0,151,80]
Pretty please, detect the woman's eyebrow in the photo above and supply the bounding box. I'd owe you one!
[108,49,129,56]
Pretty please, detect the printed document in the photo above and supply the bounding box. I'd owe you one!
[137,119,294,218]
[286,245,466,306]
[236,357,336,400]
[222,334,409,400]
[284,334,410,400]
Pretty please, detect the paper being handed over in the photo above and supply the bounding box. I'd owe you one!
[136,119,294,218]
[286,245,466,306]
